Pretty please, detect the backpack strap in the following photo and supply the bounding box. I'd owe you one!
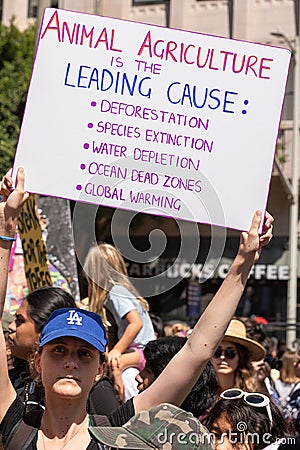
[89,415,111,450]
[284,381,300,406]
[289,381,300,397]
[6,410,43,450]
[90,414,111,427]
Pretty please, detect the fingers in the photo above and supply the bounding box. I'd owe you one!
[240,210,262,237]
[260,211,274,246]
[244,210,273,248]
[11,168,29,206]
[15,168,28,197]
[261,211,274,235]
[264,211,274,228]
[3,168,12,186]
[14,167,25,192]
[0,168,13,198]
[243,210,262,238]
[249,210,274,234]
[251,210,263,231]
[1,167,28,203]
[108,351,121,369]
[111,356,120,369]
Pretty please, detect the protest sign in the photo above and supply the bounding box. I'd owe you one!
[17,195,52,291]
[13,8,291,230]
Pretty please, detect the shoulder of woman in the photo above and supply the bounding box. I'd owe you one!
[110,285,134,298]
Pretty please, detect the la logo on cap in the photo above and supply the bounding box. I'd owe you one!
[66,310,82,326]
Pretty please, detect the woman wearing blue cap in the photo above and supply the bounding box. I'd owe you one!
[0,168,273,449]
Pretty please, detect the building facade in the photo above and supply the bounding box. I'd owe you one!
[1,0,299,341]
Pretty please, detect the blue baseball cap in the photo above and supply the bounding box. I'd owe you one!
[39,308,107,352]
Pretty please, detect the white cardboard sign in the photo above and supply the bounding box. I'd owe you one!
[13,8,291,230]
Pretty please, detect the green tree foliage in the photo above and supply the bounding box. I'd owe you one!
[0,21,36,178]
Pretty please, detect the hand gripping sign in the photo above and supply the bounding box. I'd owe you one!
[13,8,291,231]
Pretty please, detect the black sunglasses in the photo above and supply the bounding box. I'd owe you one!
[213,348,237,359]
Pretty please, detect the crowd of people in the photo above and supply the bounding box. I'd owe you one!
[0,168,299,449]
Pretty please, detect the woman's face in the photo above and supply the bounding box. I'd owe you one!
[35,336,104,400]
[210,412,253,450]
[8,300,39,360]
[212,341,239,376]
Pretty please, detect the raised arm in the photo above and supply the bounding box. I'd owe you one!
[0,168,29,421]
[134,210,273,412]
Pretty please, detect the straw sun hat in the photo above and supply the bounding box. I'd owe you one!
[223,319,266,361]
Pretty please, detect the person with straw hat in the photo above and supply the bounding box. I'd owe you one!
[212,319,266,394]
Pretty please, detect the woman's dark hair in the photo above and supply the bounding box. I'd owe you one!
[26,286,76,332]
[149,313,165,339]
[144,336,218,416]
[206,397,292,449]
[241,317,266,343]
[234,343,257,391]
[144,336,186,378]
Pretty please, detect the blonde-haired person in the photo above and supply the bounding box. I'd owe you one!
[83,243,155,400]
[274,350,300,408]
[212,319,266,394]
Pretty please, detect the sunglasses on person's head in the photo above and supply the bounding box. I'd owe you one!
[213,348,237,359]
[220,388,273,425]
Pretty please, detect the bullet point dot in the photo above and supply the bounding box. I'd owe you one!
[91,101,97,107]
[242,110,247,115]
[80,164,86,170]
[83,143,89,150]
[88,123,93,129]
[76,184,82,191]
